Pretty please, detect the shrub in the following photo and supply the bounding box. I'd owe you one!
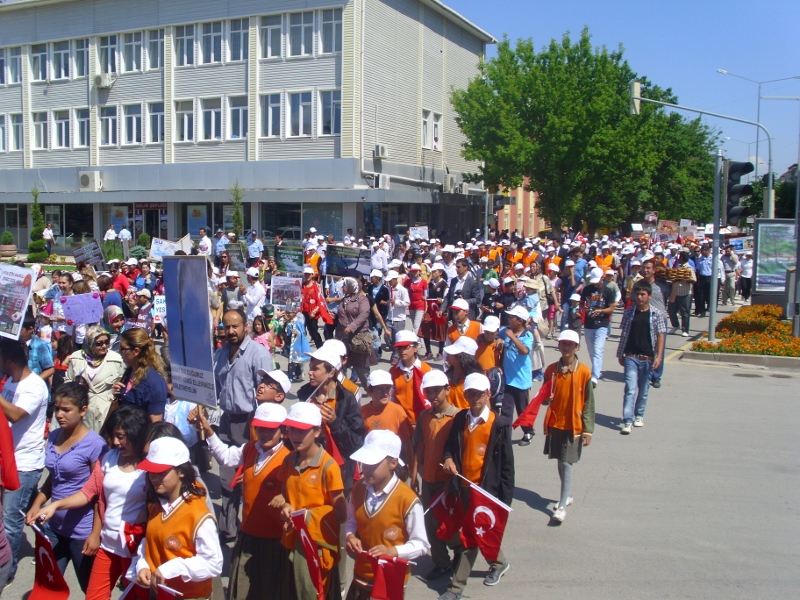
[30,184,45,243]
[26,238,49,262]
[137,233,151,249]
[715,304,785,336]
[129,245,148,260]
[692,304,800,357]
[103,240,124,262]
[1,231,13,245]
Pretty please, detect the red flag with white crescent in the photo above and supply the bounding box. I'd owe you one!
[367,554,409,600]
[460,483,511,563]
[428,491,463,541]
[29,526,69,600]
[290,509,325,600]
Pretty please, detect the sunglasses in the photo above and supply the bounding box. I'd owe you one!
[93,339,110,347]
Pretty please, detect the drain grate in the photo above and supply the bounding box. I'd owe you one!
[733,373,763,378]
[770,374,792,379]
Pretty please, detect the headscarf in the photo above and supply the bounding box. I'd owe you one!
[342,277,360,295]
[83,324,110,367]
[102,305,127,351]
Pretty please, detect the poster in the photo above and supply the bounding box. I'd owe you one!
[149,237,178,261]
[153,294,166,324]
[111,206,129,233]
[325,245,372,277]
[753,220,796,293]
[410,226,429,240]
[679,219,692,228]
[643,212,659,230]
[61,293,104,326]
[163,256,217,408]
[225,242,247,272]
[270,275,303,309]
[275,246,304,273]
[73,241,105,267]
[656,220,679,242]
[0,264,35,340]
[187,205,208,237]
[728,236,754,252]
[223,205,235,230]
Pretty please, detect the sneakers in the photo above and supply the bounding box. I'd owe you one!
[620,423,632,434]
[437,592,462,600]
[681,331,689,337]
[519,432,533,447]
[551,507,566,523]
[633,417,644,427]
[548,497,573,511]
[670,327,680,335]
[483,561,510,586]
[651,379,661,388]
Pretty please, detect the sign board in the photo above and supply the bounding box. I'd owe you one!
[0,265,35,340]
[225,242,247,271]
[153,294,166,324]
[409,226,429,240]
[325,245,372,277]
[111,206,129,233]
[643,212,659,230]
[73,241,105,267]
[187,205,208,237]
[163,256,217,408]
[275,246,304,273]
[753,219,796,294]
[728,236,754,253]
[270,275,303,310]
[149,235,193,261]
[61,293,104,326]
[679,219,692,228]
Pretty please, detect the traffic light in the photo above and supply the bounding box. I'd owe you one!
[725,160,754,226]
[492,194,516,212]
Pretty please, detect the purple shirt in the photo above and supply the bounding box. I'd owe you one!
[45,429,107,539]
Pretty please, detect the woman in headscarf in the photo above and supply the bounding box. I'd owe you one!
[334,277,376,388]
[65,324,126,433]
[102,305,127,352]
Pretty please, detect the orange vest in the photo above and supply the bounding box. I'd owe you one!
[417,408,457,483]
[308,252,322,275]
[145,495,215,599]
[351,479,419,585]
[391,361,432,424]
[447,320,481,343]
[461,411,495,485]
[447,380,469,410]
[341,377,360,397]
[360,401,413,444]
[241,442,291,539]
[543,361,592,435]
[475,338,502,371]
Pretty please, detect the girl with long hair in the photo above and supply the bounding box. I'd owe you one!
[111,328,168,422]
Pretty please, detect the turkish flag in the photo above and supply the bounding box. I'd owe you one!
[118,581,150,600]
[460,483,511,563]
[290,509,325,600]
[29,526,69,600]
[428,491,463,541]
[368,555,408,600]
[512,378,553,430]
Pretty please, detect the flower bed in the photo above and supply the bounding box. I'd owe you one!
[692,304,800,357]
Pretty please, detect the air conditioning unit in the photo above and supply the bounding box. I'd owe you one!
[443,174,457,193]
[94,73,114,89]
[373,174,391,189]
[373,144,388,160]
[79,171,102,192]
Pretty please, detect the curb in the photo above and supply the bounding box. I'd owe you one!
[680,350,800,371]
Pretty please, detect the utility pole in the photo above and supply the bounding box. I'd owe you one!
[709,149,723,343]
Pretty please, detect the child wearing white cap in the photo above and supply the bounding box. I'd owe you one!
[389,330,433,424]
[191,403,291,598]
[344,430,430,600]
[360,370,413,467]
[442,336,480,410]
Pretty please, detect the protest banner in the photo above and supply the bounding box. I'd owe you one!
[325,245,372,277]
[153,294,166,324]
[656,220,679,242]
[679,218,693,228]
[410,226,429,240]
[643,211,659,231]
[149,237,178,261]
[73,241,105,267]
[225,242,247,271]
[729,236,754,253]
[163,256,217,408]
[270,275,303,309]
[275,245,304,273]
[0,264,35,340]
[61,293,104,326]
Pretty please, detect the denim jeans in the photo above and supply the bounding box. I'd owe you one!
[44,523,95,592]
[650,316,669,384]
[387,319,406,359]
[2,468,43,579]
[623,356,653,425]
[559,301,571,331]
[583,326,608,381]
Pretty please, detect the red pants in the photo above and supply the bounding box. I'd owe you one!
[85,547,132,600]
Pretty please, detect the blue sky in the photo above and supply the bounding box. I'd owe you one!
[449,0,800,179]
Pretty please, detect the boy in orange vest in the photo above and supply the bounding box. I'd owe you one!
[447,299,481,343]
[389,330,432,424]
[360,370,414,467]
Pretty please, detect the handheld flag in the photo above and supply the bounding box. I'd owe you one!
[29,525,70,600]
[290,509,325,600]
[512,378,553,430]
[460,483,511,563]
[368,554,409,600]
[428,491,463,541]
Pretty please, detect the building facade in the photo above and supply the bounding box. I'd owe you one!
[0,0,494,250]
[497,177,549,238]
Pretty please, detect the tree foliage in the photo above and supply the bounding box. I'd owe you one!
[451,28,718,233]
[27,184,49,261]
[229,181,244,238]
[744,175,797,220]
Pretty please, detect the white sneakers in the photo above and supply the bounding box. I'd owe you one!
[620,423,632,434]
[548,497,573,512]
[633,417,644,427]
[670,327,680,335]
[552,507,567,522]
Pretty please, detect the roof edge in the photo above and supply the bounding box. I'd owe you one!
[421,0,496,44]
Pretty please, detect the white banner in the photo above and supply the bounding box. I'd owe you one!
[0,265,35,340]
[153,294,166,324]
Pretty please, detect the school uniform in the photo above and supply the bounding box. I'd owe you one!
[360,402,413,445]
[446,320,481,343]
[542,360,595,463]
[390,360,433,424]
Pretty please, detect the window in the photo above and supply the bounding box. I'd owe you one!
[100,36,117,74]
[289,12,313,57]
[75,39,89,77]
[31,44,47,81]
[260,15,282,58]
[10,114,23,150]
[432,113,442,151]
[261,94,281,137]
[175,100,194,141]
[0,50,4,85]
[148,102,164,143]
[52,41,70,79]
[100,106,118,146]
[33,112,48,149]
[75,109,90,147]
[320,90,341,135]
[175,25,195,66]
[201,22,223,64]
[289,91,312,136]
[230,19,248,61]
[124,104,142,144]
[8,48,22,83]
[123,32,142,72]
[421,110,431,149]
[0,117,5,152]
[148,29,164,70]
[229,96,248,139]
[321,9,342,54]
[54,110,70,148]
[202,98,222,140]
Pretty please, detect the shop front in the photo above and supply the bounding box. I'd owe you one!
[134,203,168,241]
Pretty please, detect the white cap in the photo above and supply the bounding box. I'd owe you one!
[514,263,524,270]
[309,227,317,233]
[321,339,347,357]
[570,293,582,302]
[422,370,449,389]
[408,264,421,271]
[502,277,515,285]
[482,315,501,333]
[257,369,292,394]
[487,278,500,289]
[588,267,605,284]
[547,263,560,273]
[388,259,403,268]
[285,402,322,429]
[367,370,394,387]
[443,336,478,356]
[450,298,470,312]
[385,270,399,281]
[442,245,456,253]
[227,271,240,278]
[463,373,490,392]
[350,430,405,466]
[558,330,580,344]
[430,263,445,272]
[393,330,419,347]
[139,438,191,473]
[252,403,288,428]
[631,260,641,266]
[303,266,315,274]
[246,267,260,278]
[307,347,342,370]
[135,288,152,299]
[506,305,530,320]
[564,259,575,267]
[370,269,384,279]
[126,258,138,266]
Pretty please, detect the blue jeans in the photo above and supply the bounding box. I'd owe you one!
[583,327,608,381]
[2,468,42,580]
[559,302,571,331]
[650,316,669,383]
[43,523,94,592]
[623,357,653,425]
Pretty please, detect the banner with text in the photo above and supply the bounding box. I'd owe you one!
[325,245,372,277]
[0,264,35,340]
[275,246,304,273]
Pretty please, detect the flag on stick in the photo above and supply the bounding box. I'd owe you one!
[460,482,511,563]
[290,509,325,600]
[28,524,69,600]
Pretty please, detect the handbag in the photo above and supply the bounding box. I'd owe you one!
[348,330,374,355]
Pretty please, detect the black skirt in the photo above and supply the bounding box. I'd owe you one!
[544,427,583,463]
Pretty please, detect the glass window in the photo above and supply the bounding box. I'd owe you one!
[100,35,117,74]
[260,15,282,58]
[75,39,89,77]
[202,98,222,140]
[230,18,249,61]
[260,202,301,240]
[100,106,118,146]
[421,110,431,149]
[52,41,70,79]
[0,117,5,152]
[9,47,22,83]
[432,113,442,151]
[175,100,194,142]
[303,203,342,240]
[261,93,281,137]
[31,44,47,81]
[289,12,313,57]
[320,90,341,135]
[289,92,312,136]
[175,25,195,66]
[201,21,223,64]
[148,29,164,69]
[149,102,164,143]
[0,50,4,85]
[33,112,48,149]
[321,9,342,54]
[10,114,23,150]
[75,109,90,147]
[123,32,143,72]
[54,110,70,148]
[124,104,142,144]
[229,96,248,139]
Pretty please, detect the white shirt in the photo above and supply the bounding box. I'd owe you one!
[43,227,55,241]
[119,228,132,241]
[345,475,430,560]
[388,283,409,322]
[207,435,283,471]
[453,274,467,294]
[104,228,118,242]
[198,235,212,257]
[739,257,753,279]
[244,281,267,322]
[467,405,491,430]
[443,260,457,282]
[99,449,148,557]
[2,373,48,471]
[371,249,388,272]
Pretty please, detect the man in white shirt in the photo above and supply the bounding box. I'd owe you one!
[118,226,132,242]
[385,270,410,362]
[103,224,118,242]
[197,227,213,257]
[343,228,355,245]
[371,242,389,273]
[739,251,754,302]
[0,338,49,582]
[243,267,267,323]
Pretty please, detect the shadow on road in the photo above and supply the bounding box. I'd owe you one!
[513,486,555,516]
[600,371,625,383]
[594,412,621,431]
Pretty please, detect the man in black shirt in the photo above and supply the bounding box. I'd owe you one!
[580,267,618,388]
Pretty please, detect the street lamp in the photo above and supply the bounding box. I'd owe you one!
[716,69,800,178]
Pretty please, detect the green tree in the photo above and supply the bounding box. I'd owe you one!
[745,175,797,220]
[229,181,244,238]
[27,184,50,261]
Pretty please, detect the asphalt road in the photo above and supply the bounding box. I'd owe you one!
[7,304,799,599]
